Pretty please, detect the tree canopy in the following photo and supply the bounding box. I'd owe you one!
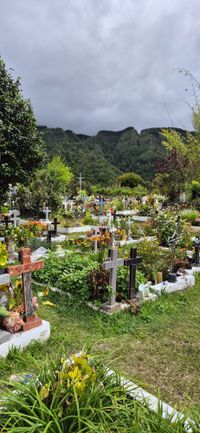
[0,57,45,200]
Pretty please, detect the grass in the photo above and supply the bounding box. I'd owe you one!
[0,276,200,415]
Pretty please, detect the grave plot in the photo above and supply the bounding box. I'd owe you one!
[0,247,50,357]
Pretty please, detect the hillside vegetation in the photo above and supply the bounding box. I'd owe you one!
[39,125,188,186]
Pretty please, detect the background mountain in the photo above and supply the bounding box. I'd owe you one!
[38,125,187,186]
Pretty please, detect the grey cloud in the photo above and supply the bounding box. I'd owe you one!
[1,0,200,134]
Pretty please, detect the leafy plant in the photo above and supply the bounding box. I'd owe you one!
[0,242,8,267]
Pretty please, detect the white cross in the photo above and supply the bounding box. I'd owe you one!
[78,173,84,191]
[103,249,124,306]
[63,196,68,210]
[9,209,20,228]
[43,207,51,222]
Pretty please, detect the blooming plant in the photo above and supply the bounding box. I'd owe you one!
[0,242,8,267]
[3,311,24,333]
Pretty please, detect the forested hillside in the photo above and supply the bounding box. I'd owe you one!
[38,125,188,186]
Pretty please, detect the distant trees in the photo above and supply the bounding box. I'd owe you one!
[13,156,73,213]
[118,172,144,188]
[154,149,188,201]
[0,57,45,201]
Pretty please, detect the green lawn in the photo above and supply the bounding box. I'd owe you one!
[1,276,200,414]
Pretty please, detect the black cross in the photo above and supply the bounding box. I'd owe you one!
[51,217,60,235]
[124,247,142,299]
[0,215,13,229]
[194,238,200,266]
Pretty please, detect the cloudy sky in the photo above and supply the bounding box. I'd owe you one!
[1,0,200,134]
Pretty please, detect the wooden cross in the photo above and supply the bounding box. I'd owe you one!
[52,217,60,235]
[8,248,44,331]
[103,249,124,306]
[124,247,142,299]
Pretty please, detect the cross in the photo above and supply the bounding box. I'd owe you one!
[193,238,200,266]
[78,173,84,191]
[43,206,51,222]
[99,197,104,215]
[8,248,44,331]
[51,217,60,235]
[124,247,142,299]
[110,226,116,248]
[103,249,124,306]
[107,210,113,228]
[63,195,68,210]
[0,215,13,229]
[9,209,20,228]
[127,217,132,240]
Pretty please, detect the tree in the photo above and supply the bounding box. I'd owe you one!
[118,172,143,188]
[0,57,45,201]
[154,149,188,201]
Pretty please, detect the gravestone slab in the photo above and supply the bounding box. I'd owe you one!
[0,329,11,344]
[31,247,48,262]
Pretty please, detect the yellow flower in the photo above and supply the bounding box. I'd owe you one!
[39,384,50,400]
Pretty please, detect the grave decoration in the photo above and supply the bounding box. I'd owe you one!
[0,214,14,230]
[124,248,142,299]
[51,217,60,236]
[0,247,44,333]
[102,248,124,312]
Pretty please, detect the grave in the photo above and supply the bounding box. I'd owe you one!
[0,247,50,357]
[9,209,20,228]
[124,248,142,299]
[102,249,125,313]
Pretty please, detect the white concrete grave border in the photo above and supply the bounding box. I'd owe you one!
[0,320,50,358]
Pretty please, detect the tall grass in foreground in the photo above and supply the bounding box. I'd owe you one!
[0,353,199,433]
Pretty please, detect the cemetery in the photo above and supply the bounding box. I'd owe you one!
[1,16,200,431]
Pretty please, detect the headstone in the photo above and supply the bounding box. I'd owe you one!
[31,247,48,262]
[8,248,44,331]
[124,248,142,299]
[103,249,124,312]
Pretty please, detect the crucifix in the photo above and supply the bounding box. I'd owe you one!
[52,217,60,236]
[103,249,124,309]
[193,238,200,266]
[124,247,142,299]
[78,173,84,191]
[9,209,20,228]
[43,206,51,223]
[8,248,44,331]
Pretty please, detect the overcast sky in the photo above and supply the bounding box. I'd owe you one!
[1,0,200,134]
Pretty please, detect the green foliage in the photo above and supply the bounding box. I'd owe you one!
[191,180,200,199]
[34,252,98,300]
[0,242,8,267]
[0,353,191,433]
[136,239,171,280]
[118,172,144,188]
[0,57,45,201]
[83,210,95,225]
[154,212,181,246]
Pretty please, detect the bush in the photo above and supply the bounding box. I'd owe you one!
[136,240,171,281]
[118,172,144,188]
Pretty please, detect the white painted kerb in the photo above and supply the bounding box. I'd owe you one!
[0,320,50,358]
